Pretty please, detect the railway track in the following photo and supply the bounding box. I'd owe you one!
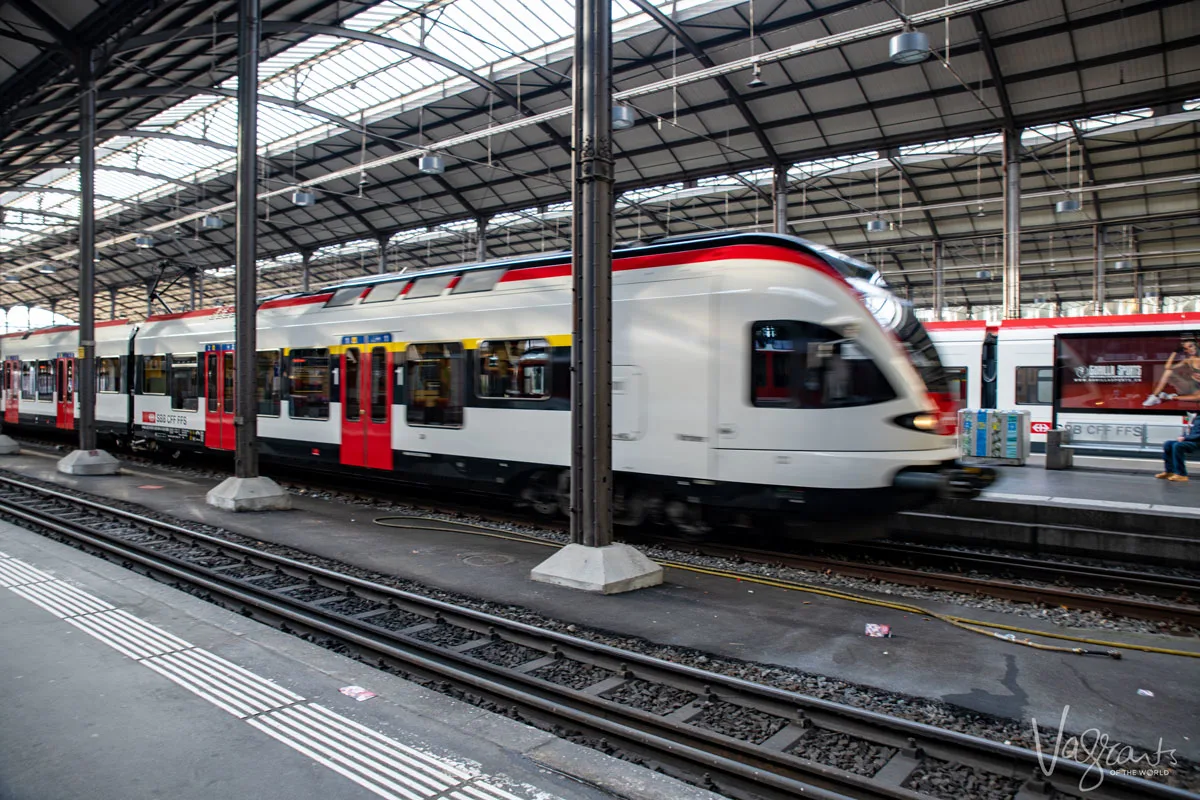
[659,539,1200,628]
[10,437,1200,627]
[0,472,1189,800]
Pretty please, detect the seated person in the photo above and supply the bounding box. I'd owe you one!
[1157,412,1200,482]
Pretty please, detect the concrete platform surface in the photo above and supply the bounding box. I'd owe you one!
[0,520,720,800]
[1,450,1198,762]
[981,453,1200,517]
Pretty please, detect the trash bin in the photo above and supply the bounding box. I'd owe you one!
[1044,428,1074,470]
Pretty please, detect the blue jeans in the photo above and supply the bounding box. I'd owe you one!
[1163,440,1199,476]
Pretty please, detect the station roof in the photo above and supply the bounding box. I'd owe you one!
[0,0,1195,320]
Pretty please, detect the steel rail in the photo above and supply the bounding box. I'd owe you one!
[849,542,1200,600]
[664,540,1200,627]
[0,473,1191,800]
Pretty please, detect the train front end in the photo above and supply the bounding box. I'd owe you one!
[808,241,996,504]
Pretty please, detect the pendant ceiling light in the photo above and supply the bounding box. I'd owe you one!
[612,104,636,131]
[889,29,931,65]
[418,153,445,175]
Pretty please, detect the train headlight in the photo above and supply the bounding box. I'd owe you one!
[894,409,953,435]
[911,413,938,431]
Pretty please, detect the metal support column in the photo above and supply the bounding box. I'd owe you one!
[530,0,659,591]
[146,281,154,319]
[376,235,388,274]
[571,0,615,550]
[197,271,205,308]
[1092,225,1105,315]
[109,288,116,320]
[773,166,788,234]
[233,0,260,480]
[932,241,944,321]
[1001,130,1021,319]
[76,49,99,451]
[476,217,488,262]
[1133,232,1143,314]
[189,272,197,311]
[300,250,311,292]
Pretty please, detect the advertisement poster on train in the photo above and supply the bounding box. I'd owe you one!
[1056,332,1200,412]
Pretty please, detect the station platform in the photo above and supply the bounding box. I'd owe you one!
[985,453,1200,516]
[0,518,717,800]
[890,453,1200,561]
[0,449,1197,767]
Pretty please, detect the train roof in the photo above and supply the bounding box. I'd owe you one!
[140,231,876,326]
[0,319,133,342]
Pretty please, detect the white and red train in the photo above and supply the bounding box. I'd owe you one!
[0,233,985,536]
[927,312,1200,451]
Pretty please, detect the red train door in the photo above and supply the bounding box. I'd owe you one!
[204,348,236,450]
[3,362,16,425]
[340,346,393,470]
[55,357,74,430]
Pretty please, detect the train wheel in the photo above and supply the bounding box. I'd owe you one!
[614,481,648,527]
[665,499,711,540]
[521,471,560,516]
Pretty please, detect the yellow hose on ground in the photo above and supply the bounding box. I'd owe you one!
[372,516,1199,659]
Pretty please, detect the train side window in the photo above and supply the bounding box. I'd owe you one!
[96,357,122,393]
[36,360,53,401]
[206,354,219,412]
[370,347,388,423]
[476,339,549,400]
[169,355,199,411]
[325,287,364,307]
[751,320,896,408]
[1015,367,1053,405]
[363,281,409,303]
[288,348,330,420]
[344,348,361,422]
[256,350,281,416]
[21,362,34,400]
[406,342,464,427]
[142,355,168,395]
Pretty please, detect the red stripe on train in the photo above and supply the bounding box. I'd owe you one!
[497,243,842,284]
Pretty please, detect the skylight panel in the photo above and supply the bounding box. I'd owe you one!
[312,238,378,264]
[901,133,1002,157]
[1,0,774,257]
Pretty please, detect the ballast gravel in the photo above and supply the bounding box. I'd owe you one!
[690,701,789,745]
[363,609,428,631]
[282,585,343,603]
[410,623,481,648]
[789,729,896,777]
[323,596,385,616]
[904,757,1024,800]
[248,573,305,590]
[604,680,697,716]
[468,640,544,669]
[530,659,615,690]
[219,564,272,580]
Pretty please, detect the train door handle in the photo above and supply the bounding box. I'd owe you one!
[718,424,736,437]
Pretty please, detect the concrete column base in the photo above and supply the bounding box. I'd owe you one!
[530,542,663,594]
[206,476,291,512]
[56,448,120,475]
[0,435,19,455]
